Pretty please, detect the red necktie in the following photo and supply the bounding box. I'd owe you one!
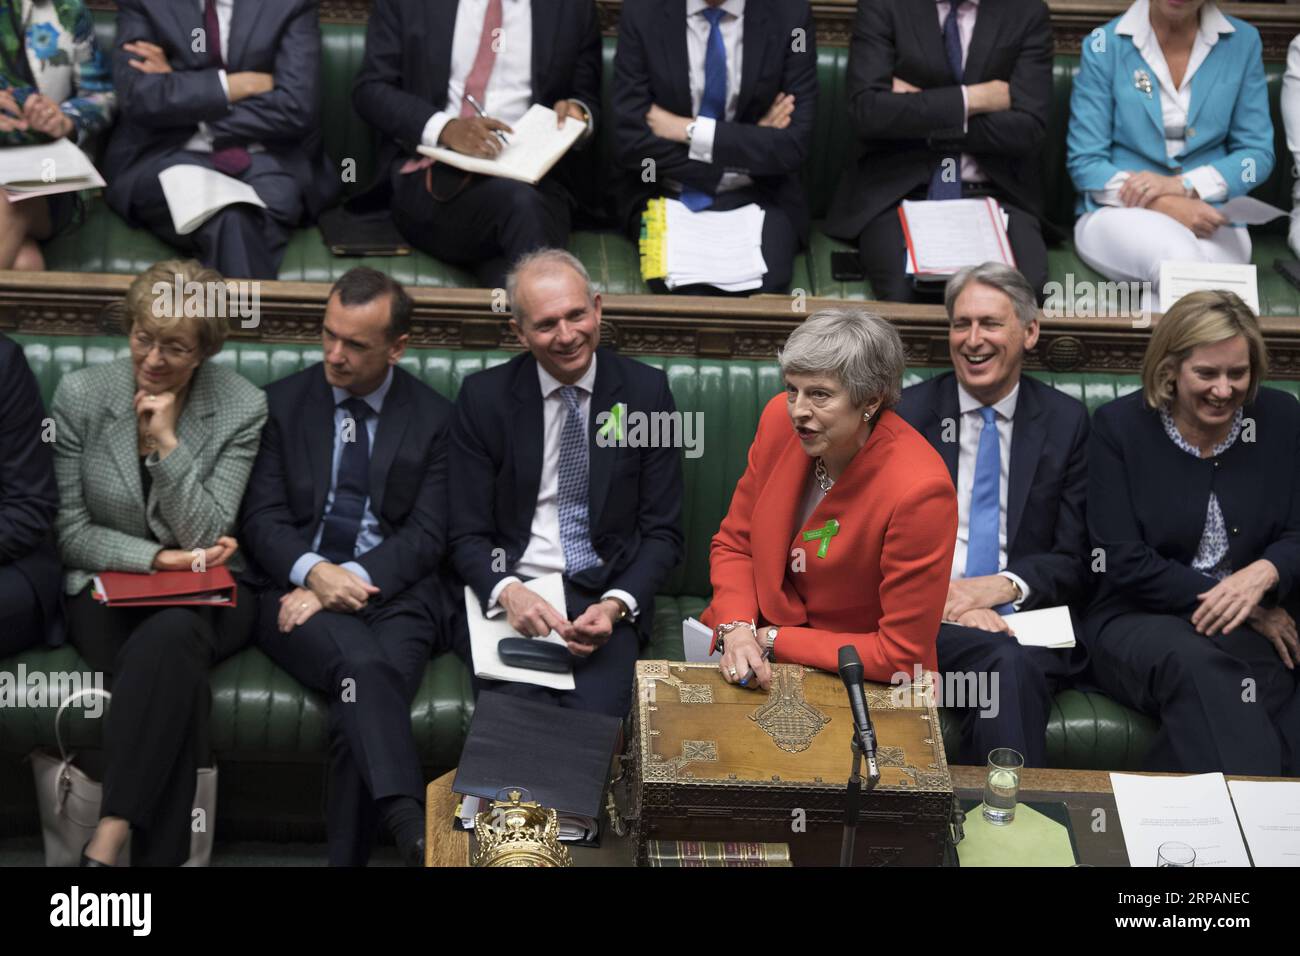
[204,0,252,176]
[459,0,503,118]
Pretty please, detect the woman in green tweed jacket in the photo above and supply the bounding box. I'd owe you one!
[0,0,115,270]
[51,259,267,867]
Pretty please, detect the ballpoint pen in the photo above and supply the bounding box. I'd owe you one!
[464,93,510,146]
[739,647,773,688]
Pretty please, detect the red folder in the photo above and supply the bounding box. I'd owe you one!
[92,566,238,607]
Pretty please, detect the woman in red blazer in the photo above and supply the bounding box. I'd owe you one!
[702,309,957,688]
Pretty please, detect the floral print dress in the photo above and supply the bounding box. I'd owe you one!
[0,0,115,148]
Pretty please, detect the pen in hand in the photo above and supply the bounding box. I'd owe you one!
[464,93,510,146]
[739,648,773,688]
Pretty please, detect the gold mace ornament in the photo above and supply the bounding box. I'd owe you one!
[471,789,573,867]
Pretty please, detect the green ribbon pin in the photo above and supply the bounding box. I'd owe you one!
[597,402,626,442]
[802,518,840,559]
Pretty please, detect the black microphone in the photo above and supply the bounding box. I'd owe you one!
[837,645,878,765]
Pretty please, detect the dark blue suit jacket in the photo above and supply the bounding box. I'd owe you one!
[610,0,818,239]
[239,363,454,624]
[0,335,62,646]
[896,371,1091,611]
[351,0,602,211]
[449,348,684,642]
[1085,388,1300,635]
[103,0,339,222]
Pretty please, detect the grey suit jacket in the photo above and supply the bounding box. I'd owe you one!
[51,356,268,596]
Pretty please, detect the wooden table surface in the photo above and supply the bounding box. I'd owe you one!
[425,766,1283,867]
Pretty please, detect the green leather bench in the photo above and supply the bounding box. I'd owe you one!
[45,17,1300,311]
[21,337,1300,792]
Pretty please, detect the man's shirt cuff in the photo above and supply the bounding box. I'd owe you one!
[960,85,969,133]
[601,588,640,622]
[341,561,372,587]
[421,110,454,149]
[487,575,523,619]
[688,115,717,164]
[1000,571,1031,611]
[290,553,327,589]
[218,68,229,102]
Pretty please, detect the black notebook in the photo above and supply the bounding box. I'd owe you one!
[317,205,411,257]
[452,691,622,844]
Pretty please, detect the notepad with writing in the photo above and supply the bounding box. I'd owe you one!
[91,567,237,607]
[898,197,1015,277]
[416,104,584,185]
[452,690,621,844]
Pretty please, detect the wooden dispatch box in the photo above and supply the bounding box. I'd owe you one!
[622,661,955,866]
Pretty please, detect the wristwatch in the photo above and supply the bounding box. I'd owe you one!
[764,627,779,655]
[685,120,698,146]
[605,596,630,622]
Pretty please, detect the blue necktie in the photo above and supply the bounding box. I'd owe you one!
[556,386,601,575]
[318,397,371,564]
[680,7,727,213]
[965,406,1001,580]
[926,0,965,201]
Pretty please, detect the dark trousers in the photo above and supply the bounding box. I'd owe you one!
[856,184,1048,304]
[473,581,641,719]
[256,588,436,866]
[937,623,1069,768]
[129,151,305,280]
[1087,612,1300,775]
[0,565,42,658]
[645,189,799,296]
[390,162,572,288]
[66,584,255,866]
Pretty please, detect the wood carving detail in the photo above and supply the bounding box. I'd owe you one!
[749,667,831,754]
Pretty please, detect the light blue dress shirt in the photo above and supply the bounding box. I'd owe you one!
[289,367,395,588]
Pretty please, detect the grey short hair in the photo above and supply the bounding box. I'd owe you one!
[506,248,596,325]
[778,309,906,409]
[944,262,1039,328]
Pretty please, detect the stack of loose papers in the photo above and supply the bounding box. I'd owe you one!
[417,103,584,185]
[899,197,1014,277]
[641,197,767,292]
[1000,605,1075,649]
[1110,772,1251,867]
[1227,780,1300,867]
[463,572,574,690]
[1,138,105,201]
[158,165,268,235]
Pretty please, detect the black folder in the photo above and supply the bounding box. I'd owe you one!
[452,691,622,845]
[317,205,411,257]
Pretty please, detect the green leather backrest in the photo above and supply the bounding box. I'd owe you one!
[92,14,1296,229]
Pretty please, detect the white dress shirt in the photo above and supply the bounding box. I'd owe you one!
[935,0,987,184]
[419,0,534,149]
[184,0,265,154]
[951,381,1029,608]
[1281,35,1300,255]
[1091,0,1231,206]
[683,0,750,193]
[486,355,640,621]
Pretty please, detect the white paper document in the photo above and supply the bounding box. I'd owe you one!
[662,198,767,291]
[1218,196,1288,226]
[682,617,720,663]
[417,103,584,185]
[158,164,267,236]
[1159,261,1259,315]
[1228,780,1300,867]
[464,573,575,690]
[1001,604,1076,649]
[0,138,106,200]
[1110,772,1252,867]
[899,197,1015,277]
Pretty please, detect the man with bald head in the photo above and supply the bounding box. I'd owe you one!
[450,248,684,717]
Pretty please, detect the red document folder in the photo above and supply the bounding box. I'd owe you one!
[92,567,238,607]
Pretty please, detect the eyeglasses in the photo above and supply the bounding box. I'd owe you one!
[130,330,197,361]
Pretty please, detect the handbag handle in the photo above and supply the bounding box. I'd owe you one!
[53,688,112,764]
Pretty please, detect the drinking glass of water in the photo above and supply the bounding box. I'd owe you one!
[982,748,1024,825]
[1157,842,1196,867]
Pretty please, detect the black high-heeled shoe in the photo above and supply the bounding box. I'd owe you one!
[80,842,112,867]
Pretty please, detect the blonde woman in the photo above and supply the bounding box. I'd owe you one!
[52,259,266,865]
[1085,290,1300,777]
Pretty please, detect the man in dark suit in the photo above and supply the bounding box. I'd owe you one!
[824,0,1052,303]
[240,268,454,866]
[0,334,61,658]
[611,0,817,295]
[896,263,1089,767]
[102,0,340,280]
[352,0,601,288]
[451,249,684,718]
